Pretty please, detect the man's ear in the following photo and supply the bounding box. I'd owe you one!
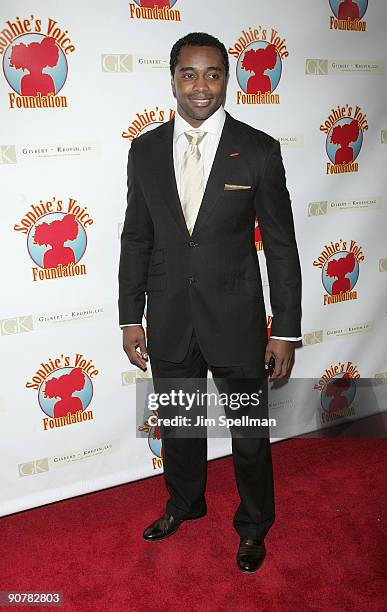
[171,76,176,98]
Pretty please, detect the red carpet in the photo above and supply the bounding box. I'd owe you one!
[1,438,385,612]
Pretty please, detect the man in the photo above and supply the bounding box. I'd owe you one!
[119,32,302,573]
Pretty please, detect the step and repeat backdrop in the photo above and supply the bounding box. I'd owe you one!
[1,0,386,516]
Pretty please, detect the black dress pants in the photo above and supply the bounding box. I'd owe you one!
[149,327,275,541]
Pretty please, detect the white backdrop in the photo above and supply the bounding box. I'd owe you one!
[1,0,386,516]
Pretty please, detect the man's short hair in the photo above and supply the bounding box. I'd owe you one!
[170,32,229,78]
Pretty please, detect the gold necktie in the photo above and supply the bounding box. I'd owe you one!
[180,130,207,235]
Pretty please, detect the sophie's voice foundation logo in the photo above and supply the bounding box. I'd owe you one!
[228,26,288,105]
[314,361,359,423]
[313,239,365,305]
[1,15,75,109]
[26,353,99,431]
[320,105,368,175]
[14,196,93,282]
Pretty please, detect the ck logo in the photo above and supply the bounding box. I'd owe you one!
[303,331,323,345]
[18,458,49,477]
[305,59,328,75]
[308,202,328,217]
[0,145,16,164]
[101,54,133,72]
[0,316,33,335]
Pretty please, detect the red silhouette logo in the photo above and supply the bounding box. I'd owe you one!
[330,119,359,164]
[43,368,85,419]
[33,214,78,269]
[325,252,356,294]
[9,36,59,96]
[241,44,277,94]
[325,374,352,414]
[338,0,360,20]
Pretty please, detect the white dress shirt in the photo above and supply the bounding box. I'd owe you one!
[122,107,301,342]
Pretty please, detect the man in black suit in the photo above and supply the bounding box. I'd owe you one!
[119,32,302,573]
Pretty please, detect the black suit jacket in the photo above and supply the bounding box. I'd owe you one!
[118,111,302,365]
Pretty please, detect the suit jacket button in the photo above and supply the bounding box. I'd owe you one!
[188,275,195,284]
[189,241,198,247]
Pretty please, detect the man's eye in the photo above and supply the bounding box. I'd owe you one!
[208,73,219,79]
[183,73,194,79]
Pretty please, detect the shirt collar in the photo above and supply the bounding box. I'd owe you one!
[173,106,226,141]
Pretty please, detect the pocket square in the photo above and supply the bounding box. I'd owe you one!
[224,183,252,190]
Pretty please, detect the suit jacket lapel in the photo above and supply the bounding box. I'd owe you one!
[154,118,191,239]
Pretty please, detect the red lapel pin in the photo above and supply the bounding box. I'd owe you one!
[229,152,240,157]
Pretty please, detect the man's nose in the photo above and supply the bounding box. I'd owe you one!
[192,75,209,92]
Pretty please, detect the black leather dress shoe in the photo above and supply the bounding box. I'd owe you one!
[236,538,266,573]
[142,513,184,541]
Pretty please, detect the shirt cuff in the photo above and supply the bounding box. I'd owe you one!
[270,335,302,341]
[120,323,142,328]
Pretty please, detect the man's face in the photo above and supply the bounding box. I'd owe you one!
[171,45,227,127]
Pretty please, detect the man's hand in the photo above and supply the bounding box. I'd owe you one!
[264,338,295,379]
[122,325,148,371]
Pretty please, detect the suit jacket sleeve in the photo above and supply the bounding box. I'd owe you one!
[255,139,302,338]
[118,139,154,325]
